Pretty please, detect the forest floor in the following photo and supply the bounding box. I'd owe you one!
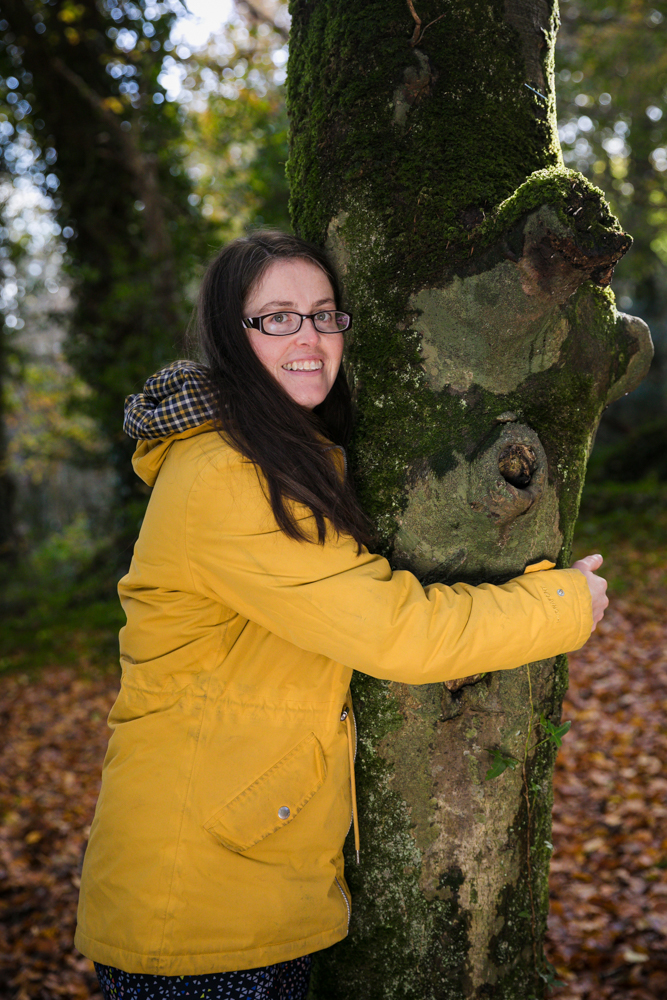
[0,483,665,1000]
[547,484,667,1000]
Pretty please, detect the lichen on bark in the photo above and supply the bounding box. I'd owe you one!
[287,1,652,996]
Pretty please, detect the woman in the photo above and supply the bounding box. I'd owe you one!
[75,231,607,1000]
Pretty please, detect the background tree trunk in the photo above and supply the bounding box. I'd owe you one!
[0,331,16,562]
[287,1,653,996]
[0,0,211,553]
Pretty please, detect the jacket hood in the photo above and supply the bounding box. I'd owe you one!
[124,359,345,489]
[124,360,217,486]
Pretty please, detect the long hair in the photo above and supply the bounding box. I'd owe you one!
[195,230,371,550]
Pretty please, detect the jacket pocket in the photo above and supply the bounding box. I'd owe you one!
[204,732,327,853]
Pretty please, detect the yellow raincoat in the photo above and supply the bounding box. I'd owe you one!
[75,424,592,975]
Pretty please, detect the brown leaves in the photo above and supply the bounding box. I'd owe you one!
[547,600,667,999]
[0,668,117,1000]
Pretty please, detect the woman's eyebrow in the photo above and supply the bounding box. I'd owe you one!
[254,297,336,312]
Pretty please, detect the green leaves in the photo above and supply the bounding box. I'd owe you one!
[539,714,572,748]
[484,715,572,780]
[484,748,520,781]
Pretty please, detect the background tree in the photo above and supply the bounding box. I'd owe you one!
[0,1,291,560]
[0,187,23,562]
[287,1,653,997]
[0,314,15,561]
[555,0,667,480]
[182,15,289,240]
[0,0,210,547]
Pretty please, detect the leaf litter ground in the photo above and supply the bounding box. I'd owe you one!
[547,487,667,999]
[0,484,665,998]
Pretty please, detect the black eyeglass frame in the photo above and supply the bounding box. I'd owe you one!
[242,311,353,336]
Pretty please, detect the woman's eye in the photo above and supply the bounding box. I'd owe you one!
[270,313,288,324]
[315,312,332,322]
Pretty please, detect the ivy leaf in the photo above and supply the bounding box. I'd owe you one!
[539,713,572,748]
[484,748,519,780]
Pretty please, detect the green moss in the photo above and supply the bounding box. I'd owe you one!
[310,673,471,999]
[288,1,633,553]
[479,166,625,261]
[378,683,444,852]
[288,0,562,262]
[288,0,633,554]
[483,735,561,1000]
[459,718,556,999]
[315,195,626,570]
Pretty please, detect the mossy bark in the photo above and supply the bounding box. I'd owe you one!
[287,2,653,997]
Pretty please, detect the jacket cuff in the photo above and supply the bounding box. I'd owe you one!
[559,566,595,650]
[525,566,593,652]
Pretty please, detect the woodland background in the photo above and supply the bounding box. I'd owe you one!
[0,1,666,998]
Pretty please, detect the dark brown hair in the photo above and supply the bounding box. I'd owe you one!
[195,230,371,550]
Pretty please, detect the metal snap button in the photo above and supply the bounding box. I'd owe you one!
[340,705,349,721]
[557,589,565,597]
[278,806,290,820]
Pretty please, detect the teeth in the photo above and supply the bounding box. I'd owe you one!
[283,360,323,371]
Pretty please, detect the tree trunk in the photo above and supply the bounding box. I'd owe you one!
[0,332,16,563]
[1,0,209,553]
[287,1,653,996]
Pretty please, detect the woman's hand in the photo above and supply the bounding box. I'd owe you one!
[571,553,609,631]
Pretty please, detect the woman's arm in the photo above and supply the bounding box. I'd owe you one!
[181,453,594,686]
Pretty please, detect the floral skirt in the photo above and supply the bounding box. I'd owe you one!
[94,955,312,1000]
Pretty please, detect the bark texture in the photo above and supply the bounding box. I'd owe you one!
[286,1,653,997]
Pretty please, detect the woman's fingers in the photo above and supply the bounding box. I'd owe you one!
[572,553,604,573]
[571,553,608,631]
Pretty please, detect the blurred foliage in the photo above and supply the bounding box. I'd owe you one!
[0,1,289,571]
[6,360,106,481]
[0,179,34,559]
[0,512,126,673]
[556,0,667,476]
[0,0,211,556]
[587,415,667,482]
[182,22,290,240]
[573,480,667,614]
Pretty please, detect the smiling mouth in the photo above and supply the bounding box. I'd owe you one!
[282,360,324,371]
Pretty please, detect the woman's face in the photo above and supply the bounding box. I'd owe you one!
[243,258,344,410]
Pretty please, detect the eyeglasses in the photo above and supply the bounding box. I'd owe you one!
[243,310,352,336]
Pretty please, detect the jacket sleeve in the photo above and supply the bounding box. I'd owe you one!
[183,452,593,685]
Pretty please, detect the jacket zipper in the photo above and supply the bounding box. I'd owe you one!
[351,702,357,761]
[341,705,357,838]
[341,703,353,842]
[334,875,351,930]
[336,698,356,930]
[341,701,360,864]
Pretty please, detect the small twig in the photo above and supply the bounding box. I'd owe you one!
[412,192,422,234]
[416,13,447,45]
[234,0,290,41]
[407,3,447,47]
[523,664,541,992]
[406,0,422,45]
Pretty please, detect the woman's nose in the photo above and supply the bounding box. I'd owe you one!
[296,317,321,344]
